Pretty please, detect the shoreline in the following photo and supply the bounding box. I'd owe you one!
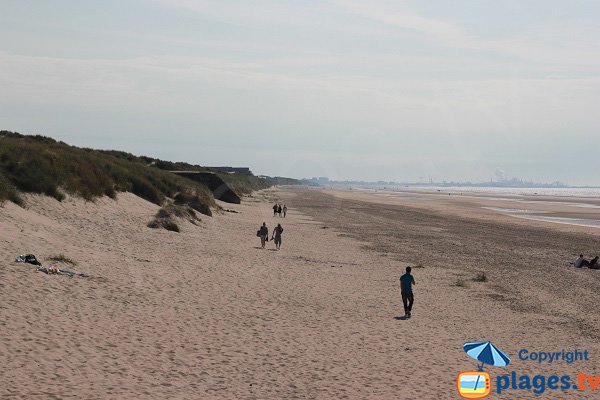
[317,186,600,234]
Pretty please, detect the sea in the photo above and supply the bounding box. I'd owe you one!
[370,186,600,198]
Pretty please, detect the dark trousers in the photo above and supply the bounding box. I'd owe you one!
[402,292,414,313]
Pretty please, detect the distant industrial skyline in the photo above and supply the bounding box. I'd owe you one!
[2,1,600,185]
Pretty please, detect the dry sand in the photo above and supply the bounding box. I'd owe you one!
[1,187,599,399]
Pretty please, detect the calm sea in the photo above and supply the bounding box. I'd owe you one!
[384,186,600,198]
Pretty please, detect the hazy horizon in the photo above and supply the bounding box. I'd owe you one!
[2,1,600,185]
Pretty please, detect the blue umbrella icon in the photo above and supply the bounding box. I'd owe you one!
[463,341,511,392]
[464,341,511,370]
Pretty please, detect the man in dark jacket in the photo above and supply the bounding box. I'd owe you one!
[259,222,269,248]
[400,266,416,318]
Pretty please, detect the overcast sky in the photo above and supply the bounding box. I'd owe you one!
[1,1,599,184]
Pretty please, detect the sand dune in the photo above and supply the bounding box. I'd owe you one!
[1,188,599,399]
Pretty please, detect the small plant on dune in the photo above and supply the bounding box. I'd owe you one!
[48,254,77,265]
[0,171,25,207]
[147,204,201,232]
[147,217,180,232]
[413,263,425,269]
[174,192,212,216]
[473,272,488,282]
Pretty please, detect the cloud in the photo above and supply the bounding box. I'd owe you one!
[2,47,599,138]
[331,0,600,68]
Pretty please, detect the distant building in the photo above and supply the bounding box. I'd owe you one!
[206,167,252,174]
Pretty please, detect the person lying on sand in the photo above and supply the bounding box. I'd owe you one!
[589,256,599,269]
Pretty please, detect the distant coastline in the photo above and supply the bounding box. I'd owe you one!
[359,186,600,199]
[301,177,600,190]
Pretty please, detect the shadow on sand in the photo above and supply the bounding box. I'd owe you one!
[394,316,408,321]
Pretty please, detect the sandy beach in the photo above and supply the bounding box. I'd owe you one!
[2,187,600,399]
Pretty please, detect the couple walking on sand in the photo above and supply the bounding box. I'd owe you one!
[257,222,284,250]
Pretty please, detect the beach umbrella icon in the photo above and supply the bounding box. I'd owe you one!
[464,341,511,371]
[463,342,510,371]
[462,341,511,397]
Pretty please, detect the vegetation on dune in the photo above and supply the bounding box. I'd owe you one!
[0,131,214,212]
[99,145,294,197]
[0,130,298,212]
[473,272,488,282]
[48,254,77,266]
[147,204,200,232]
[218,173,271,197]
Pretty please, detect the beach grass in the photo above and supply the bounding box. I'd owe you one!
[148,204,201,232]
[0,130,286,210]
[48,254,77,265]
[0,131,215,210]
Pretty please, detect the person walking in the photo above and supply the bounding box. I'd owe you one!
[272,223,284,250]
[258,222,269,249]
[400,266,416,318]
[283,205,288,218]
[273,204,278,217]
[277,204,282,217]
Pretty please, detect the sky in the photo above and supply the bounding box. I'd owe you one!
[1,1,600,184]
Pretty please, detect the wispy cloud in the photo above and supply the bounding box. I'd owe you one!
[331,0,600,68]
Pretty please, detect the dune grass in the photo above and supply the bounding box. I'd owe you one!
[147,204,201,232]
[0,131,215,212]
[218,173,271,197]
[473,272,488,282]
[48,254,77,265]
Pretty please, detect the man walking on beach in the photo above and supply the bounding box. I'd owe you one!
[400,266,416,318]
[259,222,269,249]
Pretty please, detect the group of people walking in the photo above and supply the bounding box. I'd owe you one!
[273,203,287,218]
[256,203,289,250]
[257,222,284,250]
